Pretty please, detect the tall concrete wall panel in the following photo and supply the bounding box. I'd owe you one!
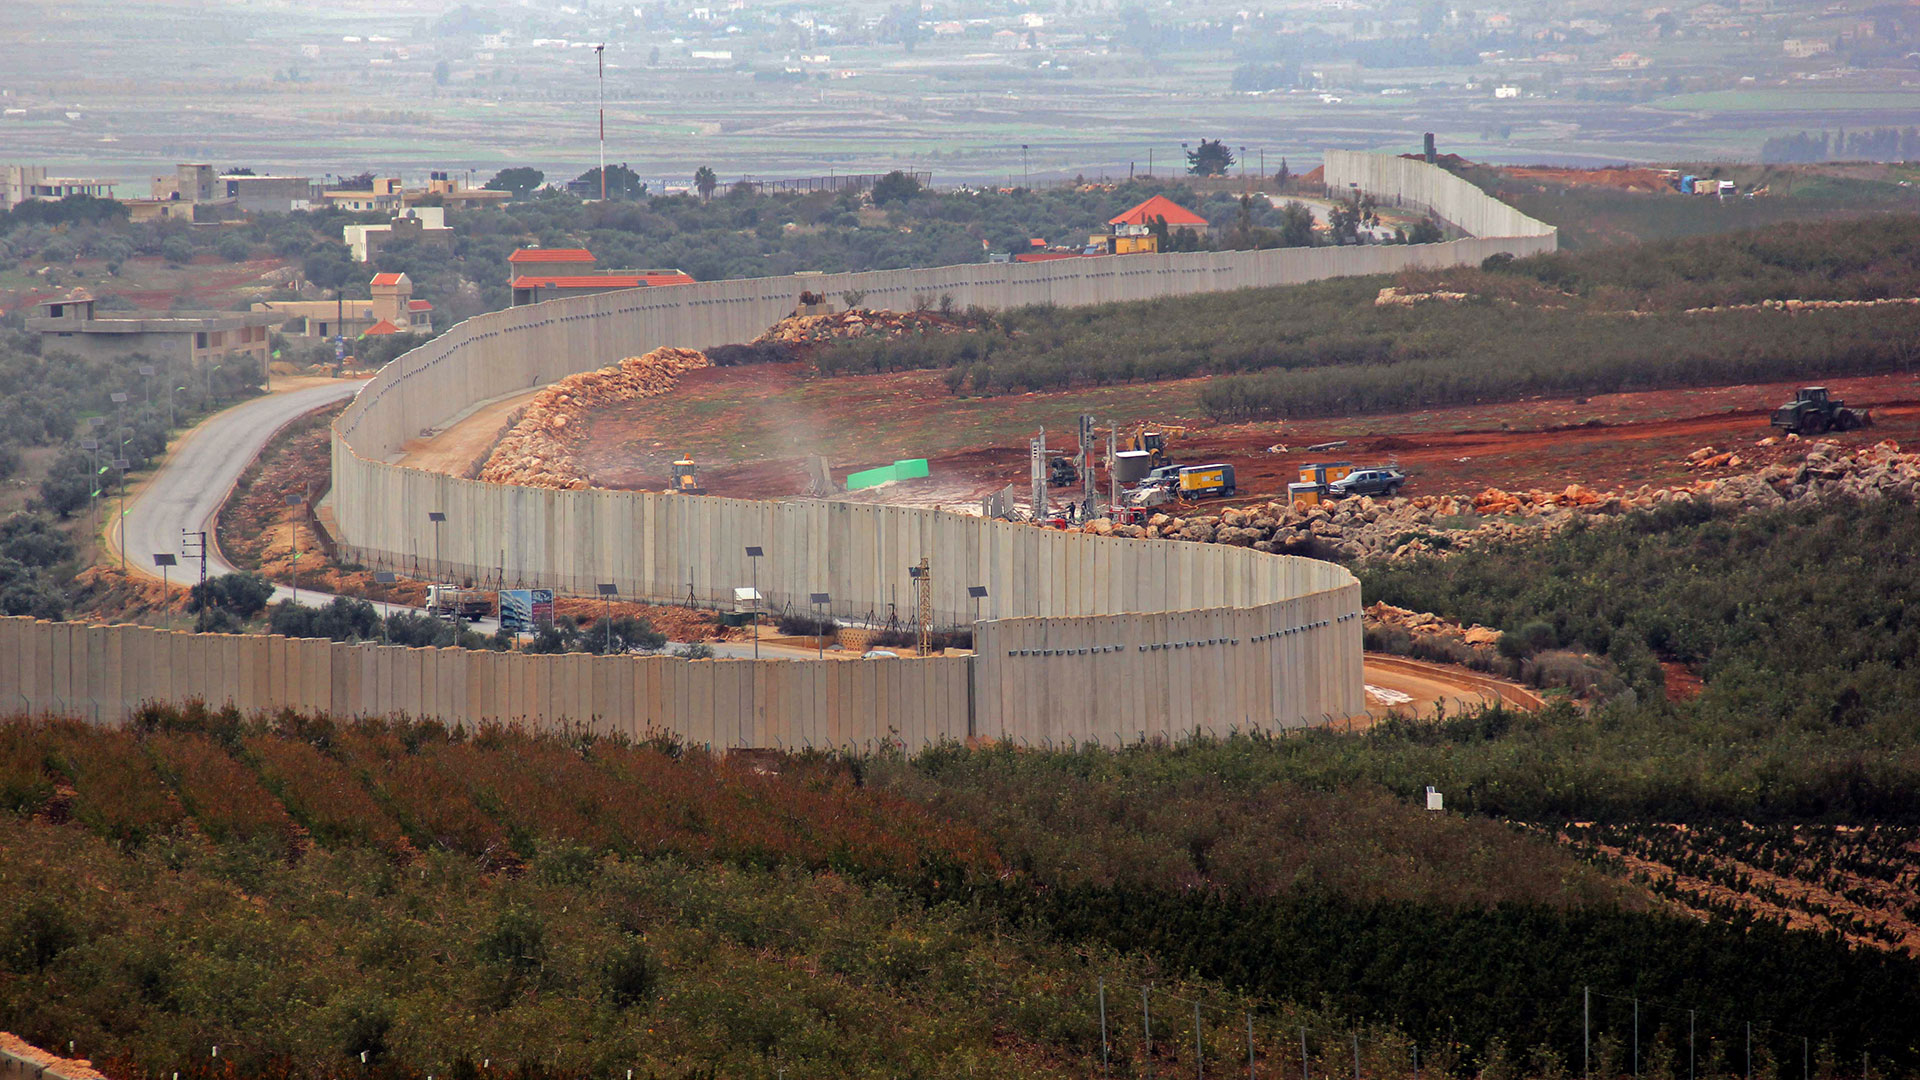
[1324,149,1557,248]
[0,616,984,749]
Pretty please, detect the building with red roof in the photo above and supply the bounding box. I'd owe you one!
[507,248,598,281]
[511,269,696,306]
[507,247,695,305]
[1108,195,1210,230]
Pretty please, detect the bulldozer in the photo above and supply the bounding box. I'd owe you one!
[668,456,706,495]
[1771,387,1871,436]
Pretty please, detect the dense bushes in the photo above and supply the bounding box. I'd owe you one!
[265,596,512,651]
[1360,496,1920,731]
[5,707,1920,1074]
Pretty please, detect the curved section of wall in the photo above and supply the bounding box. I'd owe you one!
[314,152,1554,741]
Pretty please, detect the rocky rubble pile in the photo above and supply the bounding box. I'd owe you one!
[755,308,968,347]
[1683,296,1920,316]
[1059,439,1920,563]
[477,347,709,490]
[1367,602,1503,645]
[1374,286,1473,307]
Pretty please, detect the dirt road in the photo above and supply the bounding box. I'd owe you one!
[1361,653,1544,724]
[504,357,1920,505]
[394,388,542,474]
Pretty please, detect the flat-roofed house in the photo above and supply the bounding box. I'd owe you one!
[27,291,277,378]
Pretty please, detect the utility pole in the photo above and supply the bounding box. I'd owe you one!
[1301,1029,1310,1080]
[1584,988,1591,1080]
[596,44,608,200]
[1247,1013,1256,1080]
[183,529,208,588]
[1351,1032,1359,1080]
[1142,987,1154,1080]
[1098,978,1110,1080]
[1195,1001,1204,1080]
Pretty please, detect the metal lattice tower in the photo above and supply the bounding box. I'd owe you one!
[914,557,933,656]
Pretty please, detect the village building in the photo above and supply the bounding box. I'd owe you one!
[26,290,277,377]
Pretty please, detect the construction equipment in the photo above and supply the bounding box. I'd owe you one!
[1048,455,1080,488]
[1175,464,1237,499]
[426,584,492,622]
[1119,425,1181,470]
[668,456,706,494]
[1299,461,1356,486]
[1771,386,1871,435]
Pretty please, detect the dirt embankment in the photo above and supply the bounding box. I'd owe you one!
[478,348,709,490]
[754,307,973,355]
[1069,438,1920,563]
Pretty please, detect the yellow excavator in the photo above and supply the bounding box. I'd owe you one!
[668,456,705,495]
[1119,424,1184,470]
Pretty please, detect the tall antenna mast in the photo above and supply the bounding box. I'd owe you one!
[595,44,607,200]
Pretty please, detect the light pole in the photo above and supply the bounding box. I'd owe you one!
[81,433,100,529]
[428,510,447,579]
[113,455,130,572]
[373,570,396,643]
[598,583,618,653]
[968,584,988,628]
[138,363,155,406]
[1022,144,1030,188]
[153,553,176,629]
[112,390,129,568]
[744,546,764,658]
[168,385,185,429]
[285,493,305,603]
[809,592,830,658]
[111,392,127,470]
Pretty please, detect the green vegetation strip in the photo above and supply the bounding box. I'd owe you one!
[808,216,1920,420]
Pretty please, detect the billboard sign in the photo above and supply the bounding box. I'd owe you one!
[499,588,556,633]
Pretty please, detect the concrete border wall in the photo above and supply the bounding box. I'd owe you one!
[11,154,1557,743]
[0,616,971,750]
[1324,149,1557,244]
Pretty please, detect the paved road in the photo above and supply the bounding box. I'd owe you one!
[119,379,368,605]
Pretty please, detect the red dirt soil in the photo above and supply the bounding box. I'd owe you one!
[1501,165,1681,193]
[573,363,1920,505]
